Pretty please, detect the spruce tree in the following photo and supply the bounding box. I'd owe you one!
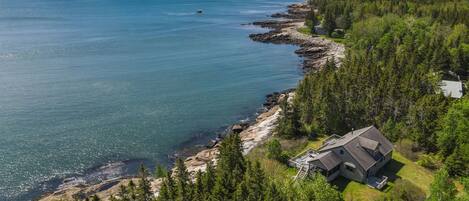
[428,168,457,201]
[212,133,246,200]
[264,182,286,201]
[157,170,176,201]
[233,181,249,201]
[245,161,266,201]
[323,7,336,36]
[202,162,215,200]
[154,165,167,179]
[175,158,192,201]
[136,164,153,201]
[192,170,204,201]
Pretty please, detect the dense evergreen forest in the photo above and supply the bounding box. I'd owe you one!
[279,0,468,175]
[87,0,469,201]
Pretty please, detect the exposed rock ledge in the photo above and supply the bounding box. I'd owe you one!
[39,92,291,201]
[40,2,346,201]
[250,3,345,71]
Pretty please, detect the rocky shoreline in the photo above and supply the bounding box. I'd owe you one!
[39,90,291,201]
[39,2,345,201]
[250,3,344,71]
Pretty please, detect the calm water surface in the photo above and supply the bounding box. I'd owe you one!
[0,0,301,200]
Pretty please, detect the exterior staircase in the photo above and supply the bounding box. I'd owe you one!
[294,164,310,180]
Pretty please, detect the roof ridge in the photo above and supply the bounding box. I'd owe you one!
[341,125,374,145]
[318,126,375,152]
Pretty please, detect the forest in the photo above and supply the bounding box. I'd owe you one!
[276,0,469,200]
[88,0,469,201]
[284,0,469,174]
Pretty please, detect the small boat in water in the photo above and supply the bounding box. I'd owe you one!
[196,9,203,14]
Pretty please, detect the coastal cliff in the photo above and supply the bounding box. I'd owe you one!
[39,2,344,201]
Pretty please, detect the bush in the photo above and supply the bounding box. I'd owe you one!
[395,139,421,161]
[417,154,441,170]
[377,179,425,201]
[266,139,288,163]
[331,31,344,38]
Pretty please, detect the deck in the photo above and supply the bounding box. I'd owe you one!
[366,176,388,190]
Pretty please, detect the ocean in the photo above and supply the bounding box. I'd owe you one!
[0,0,301,200]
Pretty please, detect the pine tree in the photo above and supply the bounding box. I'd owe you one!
[134,164,153,201]
[110,185,131,201]
[266,139,283,162]
[157,170,176,201]
[264,182,286,201]
[154,165,167,179]
[428,168,457,201]
[128,180,137,200]
[323,7,336,36]
[244,161,266,201]
[202,162,216,200]
[342,5,353,30]
[212,133,246,200]
[192,170,205,201]
[233,181,249,201]
[175,158,192,201]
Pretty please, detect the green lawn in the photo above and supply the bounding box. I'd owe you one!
[336,152,434,201]
[297,27,312,35]
[248,137,434,201]
[296,26,346,44]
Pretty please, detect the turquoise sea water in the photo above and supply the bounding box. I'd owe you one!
[0,0,301,200]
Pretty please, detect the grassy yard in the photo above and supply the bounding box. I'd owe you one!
[296,26,346,44]
[297,27,312,35]
[335,151,434,201]
[248,137,435,201]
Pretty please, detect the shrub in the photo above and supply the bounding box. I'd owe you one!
[395,139,421,161]
[331,31,344,38]
[417,154,441,170]
[377,179,425,201]
[266,139,288,163]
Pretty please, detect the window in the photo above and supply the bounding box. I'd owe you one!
[346,165,354,172]
[345,162,355,172]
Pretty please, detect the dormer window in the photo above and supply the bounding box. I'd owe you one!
[344,162,355,172]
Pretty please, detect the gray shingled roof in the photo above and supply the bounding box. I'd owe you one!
[311,151,342,171]
[318,126,374,151]
[318,126,393,171]
[358,136,379,151]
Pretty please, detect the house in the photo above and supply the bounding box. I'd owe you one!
[440,80,464,98]
[289,126,393,189]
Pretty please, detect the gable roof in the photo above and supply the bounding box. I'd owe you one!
[440,80,463,98]
[318,126,393,171]
[310,151,342,171]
